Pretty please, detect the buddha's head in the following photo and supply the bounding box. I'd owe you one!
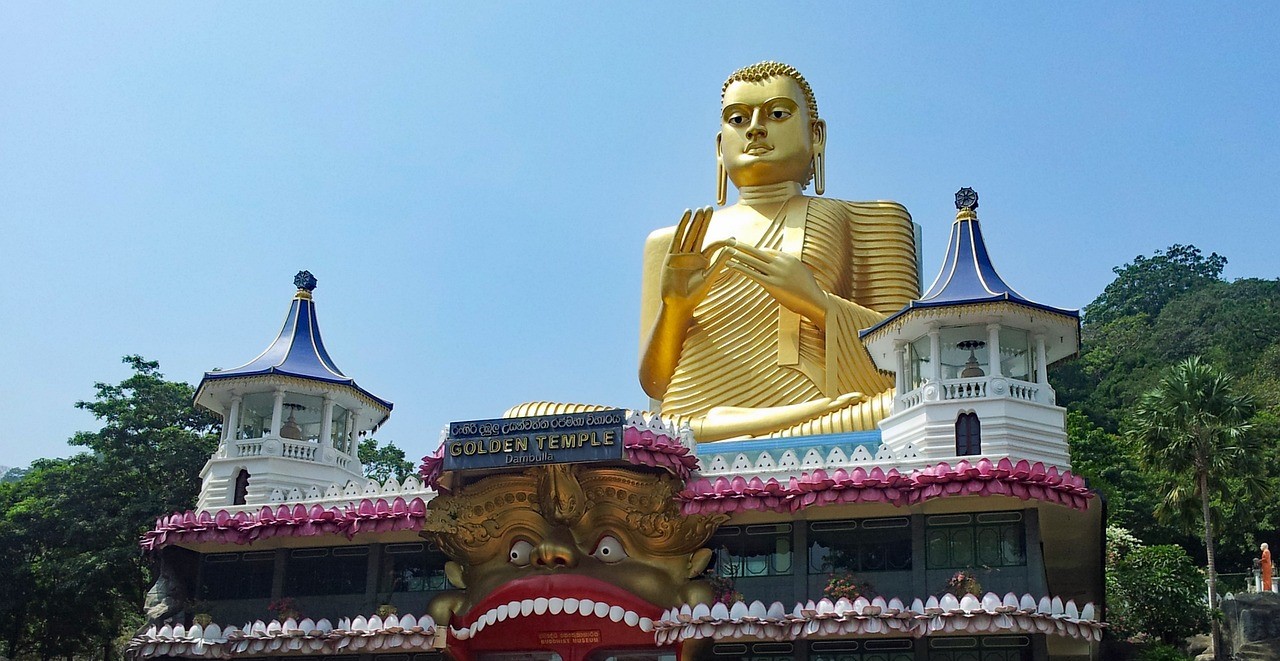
[719,61,826,195]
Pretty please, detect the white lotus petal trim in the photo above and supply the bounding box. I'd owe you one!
[125,612,438,660]
[652,592,1105,643]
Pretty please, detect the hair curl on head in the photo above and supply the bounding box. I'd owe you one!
[722,61,819,122]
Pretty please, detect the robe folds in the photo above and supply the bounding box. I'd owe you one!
[651,197,919,434]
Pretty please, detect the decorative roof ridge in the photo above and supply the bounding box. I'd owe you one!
[679,457,1092,515]
[140,496,429,552]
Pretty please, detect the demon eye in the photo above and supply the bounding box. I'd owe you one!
[509,539,534,566]
[591,535,627,564]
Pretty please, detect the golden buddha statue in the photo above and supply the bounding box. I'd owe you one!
[512,61,918,441]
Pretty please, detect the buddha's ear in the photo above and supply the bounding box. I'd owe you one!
[715,134,727,206]
[812,118,828,150]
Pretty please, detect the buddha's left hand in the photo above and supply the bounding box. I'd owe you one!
[725,243,828,327]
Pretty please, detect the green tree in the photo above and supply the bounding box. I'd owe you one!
[1128,357,1263,660]
[1107,527,1209,645]
[1084,244,1226,327]
[0,356,217,661]
[358,438,415,483]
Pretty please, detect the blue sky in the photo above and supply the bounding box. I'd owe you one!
[1,3,1277,469]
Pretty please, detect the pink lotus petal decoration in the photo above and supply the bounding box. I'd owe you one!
[140,495,431,552]
[677,458,1094,516]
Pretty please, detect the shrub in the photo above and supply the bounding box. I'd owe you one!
[1110,544,1210,643]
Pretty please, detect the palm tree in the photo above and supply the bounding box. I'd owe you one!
[1129,356,1258,661]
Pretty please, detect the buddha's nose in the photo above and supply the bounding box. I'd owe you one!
[746,109,767,139]
[533,529,580,569]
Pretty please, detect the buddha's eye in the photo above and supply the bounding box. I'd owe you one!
[509,540,534,566]
[771,109,792,120]
[591,535,627,564]
[726,112,748,126]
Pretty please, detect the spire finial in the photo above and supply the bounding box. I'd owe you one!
[294,270,317,299]
[955,187,979,211]
[294,270,317,291]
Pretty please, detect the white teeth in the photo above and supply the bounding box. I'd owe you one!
[595,602,611,619]
[507,601,522,619]
[533,598,548,615]
[624,610,639,627]
[639,617,654,632]
[548,597,564,615]
[579,599,595,617]
[482,610,497,627]
[608,605,625,622]
[564,597,579,614]
[495,605,509,622]
[521,599,535,617]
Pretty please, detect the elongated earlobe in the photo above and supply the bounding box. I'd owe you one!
[813,149,825,196]
[716,134,727,206]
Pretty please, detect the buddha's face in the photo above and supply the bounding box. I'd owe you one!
[720,75,824,189]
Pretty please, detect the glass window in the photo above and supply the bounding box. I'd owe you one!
[285,546,369,596]
[380,543,451,593]
[711,525,793,578]
[938,327,989,380]
[908,337,930,389]
[997,328,1033,382]
[809,518,911,574]
[956,412,981,456]
[926,513,1025,569]
[810,639,914,661]
[928,636,1030,661]
[199,551,275,600]
[712,642,793,660]
[237,392,275,440]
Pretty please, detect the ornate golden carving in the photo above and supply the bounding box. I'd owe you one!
[423,465,726,624]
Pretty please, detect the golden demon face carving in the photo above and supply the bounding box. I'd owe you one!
[422,464,726,640]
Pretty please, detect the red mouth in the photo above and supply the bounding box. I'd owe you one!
[450,573,663,643]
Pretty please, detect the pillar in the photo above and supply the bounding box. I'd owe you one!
[928,328,942,381]
[270,389,285,438]
[893,340,907,393]
[226,396,242,442]
[987,323,1002,377]
[320,397,335,447]
[1035,334,1049,384]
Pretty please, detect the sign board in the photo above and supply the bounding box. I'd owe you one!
[443,409,627,472]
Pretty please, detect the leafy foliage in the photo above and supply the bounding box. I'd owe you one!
[1107,532,1209,644]
[1084,244,1226,327]
[358,438,415,482]
[0,356,217,660]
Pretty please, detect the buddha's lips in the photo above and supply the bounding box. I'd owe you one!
[451,573,661,640]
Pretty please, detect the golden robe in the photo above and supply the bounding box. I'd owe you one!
[639,197,919,436]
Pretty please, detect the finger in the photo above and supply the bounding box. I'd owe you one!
[728,250,772,273]
[672,209,693,252]
[701,238,738,258]
[689,206,714,253]
[726,262,763,281]
[706,243,736,277]
[729,243,778,262]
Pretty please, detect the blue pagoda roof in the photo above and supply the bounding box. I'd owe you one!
[861,189,1077,338]
[201,272,392,412]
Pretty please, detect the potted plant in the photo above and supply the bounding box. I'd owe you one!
[824,571,874,601]
[704,572,743,606]
[943,570,983,596]
[267,597,302,622]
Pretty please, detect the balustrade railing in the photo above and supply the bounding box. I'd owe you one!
[897,376,1049,411]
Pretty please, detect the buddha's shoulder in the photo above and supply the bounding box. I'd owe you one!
[808,197,913,232]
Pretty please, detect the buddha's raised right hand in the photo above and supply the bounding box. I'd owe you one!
[660,207,735,311]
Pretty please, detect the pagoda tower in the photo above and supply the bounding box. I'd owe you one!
[862,188,1080,466]
[193,271,393,510]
